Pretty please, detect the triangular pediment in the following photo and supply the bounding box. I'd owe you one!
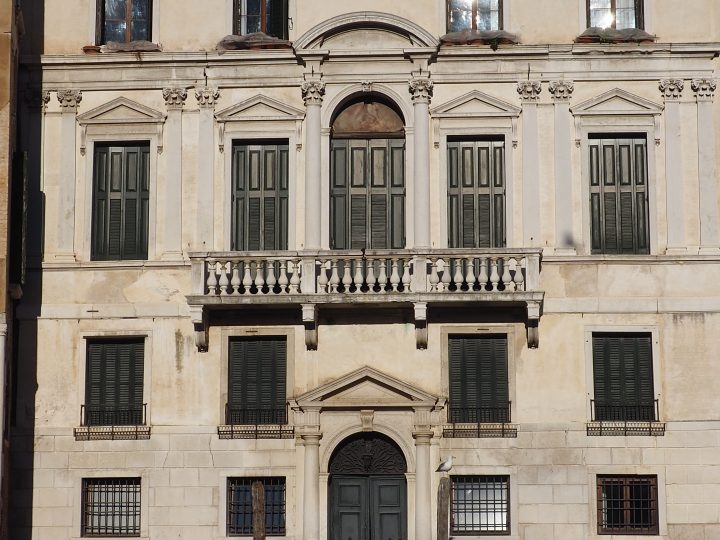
[571,88,663,116]
[295,366,438,409]
[430,90,521,118]
[77,97,166,125]
[216,95,305,122]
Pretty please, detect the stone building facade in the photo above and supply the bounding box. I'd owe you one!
[10,1,720,539]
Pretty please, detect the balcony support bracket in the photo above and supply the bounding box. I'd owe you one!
[526,300,540,349]
[302,303,318,350]
[414,302,428,350]
[189,304,208,352]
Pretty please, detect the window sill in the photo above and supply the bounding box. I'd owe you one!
[74,425,151,441]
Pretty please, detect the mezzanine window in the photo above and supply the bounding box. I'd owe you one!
[82,478,141,537]
[447,0,502,33]
[228,477,286,536]
[597,475,658,534]
[587,0,644,30]
[234,0,288,39]
[97,0,152,44]
[451,475,510,534]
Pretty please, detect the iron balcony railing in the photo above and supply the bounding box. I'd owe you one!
[81,404,146,426]
[448,403,512,424]
[591,400,659,422]
[225,404,288,426]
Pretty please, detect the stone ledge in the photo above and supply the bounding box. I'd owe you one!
[74,425,151,441]
[586,421,666,437]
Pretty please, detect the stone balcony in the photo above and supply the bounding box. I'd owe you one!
[186,248,544,351]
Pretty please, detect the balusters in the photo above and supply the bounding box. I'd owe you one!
[389,260,401,291]
[254,261,265,292]
[401,260,411,291]
[501,258,513,291]
[266,262,277,293]
[440,259,451,291]
[429,259,440,291]
[353,262,364,293]
[206,260,218,294]
[230,262,241,295]
[317,260,329,293]
[279,261,289,294]
[377,260,388,292]
[289,260,300,293]
[329,260,340,292]
[342,261,353,292]
[464,258,476,290]
[218,262,230,295]
[242,262,253,292]
[489,257,500,291]
[513,258,525,291]
[452,259,464,289]
[478,258,489,290]
[366,260,376,292]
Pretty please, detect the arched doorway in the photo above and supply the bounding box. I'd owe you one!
[330,95,406,250]
[328,432,407,540]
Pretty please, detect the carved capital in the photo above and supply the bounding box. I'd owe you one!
[301,80,325,106]
[517,81,542,102]
[195,87,220,108]
[162,87,187,110]
[549,80,574,102]
[24,88,51,111]
[659,79,684,100]
[409,77,433,104]
[56,90,82,111]
[691,78,716,101]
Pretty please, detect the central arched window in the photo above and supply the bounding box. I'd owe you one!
[330,96,406,250]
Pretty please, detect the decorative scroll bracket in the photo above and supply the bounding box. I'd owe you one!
[414,302,428,350]
[526,300,541,349]
[189,305,208,352]
[302,303,318,350]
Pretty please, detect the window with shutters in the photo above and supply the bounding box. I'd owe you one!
[597,475,658,535]
[447,139,506,248]
[226,337,287,426]
[96,0,152,44]
[234,0,288,39]
[589,136,649,254]
[587,0,644,30]
[330,139,406,250]
[448,335,510,425]
[451,475,510,535]
[447,0,503,32]
[83,339,145,428]
[592,333,656,422]
[231,142,289,251]
[91,143,150,261]
[82,477,141,537]
[227,477,286,536]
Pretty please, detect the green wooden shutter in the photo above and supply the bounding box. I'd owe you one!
[228,338,287,424]
[231,142,289,251]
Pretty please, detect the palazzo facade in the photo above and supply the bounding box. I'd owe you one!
[10,1,720,539]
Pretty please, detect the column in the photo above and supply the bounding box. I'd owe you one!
[162,87,187,259]
[302,432,321,540]
[56,89,82,260]
[413,429,433,540]
[692,78,719,253]
[660,79,686,253]
[549,81,575,253]
[517,82,542,246]
[195,87,219,250]
[302,80,325,250]
[409,77,433,249]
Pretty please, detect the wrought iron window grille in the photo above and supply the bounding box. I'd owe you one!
[597,475,658,535]
[451,475,510,535]
[82,478,141,537]
[227,477,286,536]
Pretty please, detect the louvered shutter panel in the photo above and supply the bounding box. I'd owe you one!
[370,195,388,249]
[350,195,368,249]
[331,141,348,249]
[448,337,464,422]
[92,147,109,259]
[636,335,655,419]
[86,342,105,423]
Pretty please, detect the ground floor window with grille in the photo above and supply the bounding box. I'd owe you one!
[227,477,286,536]
[82,478,141,537]
[597,475,658,535]
[451,475,509,534]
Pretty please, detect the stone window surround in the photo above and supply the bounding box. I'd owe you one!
[87,0,161,46]
[577,0,651,33]
[69,473,150,540]
[586,467,667,538]
[218,327,296,426]
[582,325,662,422]
[573,112,660,256]
[77,330,154,430]
[439,324,519,424]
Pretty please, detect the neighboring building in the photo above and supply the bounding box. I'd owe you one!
[10,1,720,539]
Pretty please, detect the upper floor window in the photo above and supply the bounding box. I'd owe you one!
[231,141,289,251]
[447,139,506,248]
[234,0,289,39]
[589,136,649,254]
[447,0,502,33]
[97,0,152,44]
[92,143,150,261]
[587,0,644,30]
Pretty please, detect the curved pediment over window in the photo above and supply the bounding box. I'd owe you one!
[294,12,439,51]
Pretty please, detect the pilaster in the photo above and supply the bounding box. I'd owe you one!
[55,89,82,261]
[302,79,325,250]
[300,407,322,540]
[518,81,542,247]
[660,79,687,253]
[549,80,575,254]
[413,424,433,540]
[409,76,433,249]
[195,87,219,250]
[692,78,719,253]
[162,87,187,259]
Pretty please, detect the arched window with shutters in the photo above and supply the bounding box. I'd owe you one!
[330,96,406,250]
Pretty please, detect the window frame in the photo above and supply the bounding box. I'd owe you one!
[233,0,289,39]
[446,0,504,33]
[81,477,142,537]
[226,477,287,537]
[450,475,510,535]
[95,0,153,45]
[596,475,658,535]
[586,0,644,30]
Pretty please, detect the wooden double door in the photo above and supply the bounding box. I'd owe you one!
[330,475,407,540]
